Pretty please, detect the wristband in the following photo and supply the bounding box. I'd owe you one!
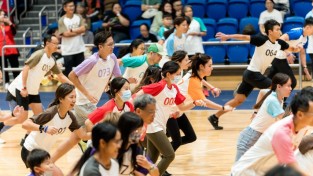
[11,111,15,117]
[254,111,258,114]
[222,106,225,110]
[44,126,48,133]
[39,125,44,133]
[303,66,307,69]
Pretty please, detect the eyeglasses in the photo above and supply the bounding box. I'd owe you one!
[49,41,59,45]
[129,130,142,143]
[102,42,115,47]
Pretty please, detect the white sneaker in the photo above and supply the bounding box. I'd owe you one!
[0,137,6,144]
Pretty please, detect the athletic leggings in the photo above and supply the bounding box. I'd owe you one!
[146,131,175,175]
[166,113,197,151]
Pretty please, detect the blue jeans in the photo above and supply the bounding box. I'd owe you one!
[235,126,262,161]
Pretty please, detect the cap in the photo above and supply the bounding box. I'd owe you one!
[147,43,167,56]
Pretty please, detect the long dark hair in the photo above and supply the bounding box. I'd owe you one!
[190,53,212,80]
[117,112,144,169]
[118,39,145,58]
[134,65,162,93]
[70,122,119,175]
[48,83,75,108]
[162,60,180,78]
[171,50,188,63]
[254,73,290,109]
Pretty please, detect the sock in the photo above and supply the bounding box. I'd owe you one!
[0,123,4,132]
[24,134,29,139]
[212,114,218,121]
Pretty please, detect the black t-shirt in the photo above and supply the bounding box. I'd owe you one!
[137,33,158,42]
[103,11,130,34]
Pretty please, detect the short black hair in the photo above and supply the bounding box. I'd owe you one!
[43,34,56,46]
[63,0,74,6]
[162,12,172,19]
[290,86,313,115]
[264,19,280,35]
[94,31,112,49]
[304,17,313,27]
[27,149,50,173]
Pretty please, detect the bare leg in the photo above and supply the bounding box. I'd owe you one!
[51,132,80,163]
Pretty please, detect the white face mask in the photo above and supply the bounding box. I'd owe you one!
[120,90,131,102]
[172,75,181,84]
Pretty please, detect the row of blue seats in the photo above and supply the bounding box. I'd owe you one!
[90,16,306,40]
[121,0,311,22]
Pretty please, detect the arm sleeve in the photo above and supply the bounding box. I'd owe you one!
[88,100,115,124]
[68,111,81,132]
[271,128,297,164]
[30,106,56,125]
[73,57,98,76]
[188,77,206,100]
[122,55,146,68]
[58,17,67,35]
[50,61,61,74]
[267,99,284,117]
[194,17,207,32]
[250,34,268,47]
[24,50,44,69]
[166,36,175,57]
[286,28,303,40]
[277,39,290,50]
[111,54,122,77]
[142,81,165,96]
[173,84,186,105]
[78,14,86,28]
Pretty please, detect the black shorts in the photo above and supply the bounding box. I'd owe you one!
[6,89,41,110]
[236,70,272,97]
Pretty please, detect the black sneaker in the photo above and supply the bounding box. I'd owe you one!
[208,115,223,130]
[162,171,172,176]
[20,138,25,147]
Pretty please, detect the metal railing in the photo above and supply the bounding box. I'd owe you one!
[23,27,33,45]
[19,0,27,20]
[6,0,18,23]
[38,6,48,42]
[1,41,304,88]
[54,0,58,21]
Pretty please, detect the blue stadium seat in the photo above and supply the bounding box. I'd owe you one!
[187,0,206,18]
[48,22,58,30]
[204,38,226,64]
[239,17,259,34]
[282,16,304,33]
[202,18,216,41]
[227,40,249,63]
[122,1,142,22]
[249,45,255,58]
[130,20,151,39]
[249,0,266,18]
[216,18,238,34]
[293,0,312,18]
[91,20,103,33]
[228,0,249,20]
[206,0,227,21]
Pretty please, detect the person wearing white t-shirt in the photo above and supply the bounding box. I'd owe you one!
[231,86,313,176]
[305,11,313,79]
[58,0,86,77]
[268,17,313,89]
[235,73,292,161]
[165,16,188,57]
[0,35,71,144]
[209,19,300,130]
[183,5,206,56]
[259,0,284,35]
[135,61,205,175]
[295,133,313,175]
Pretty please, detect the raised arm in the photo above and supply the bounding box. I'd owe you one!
[215,32,251,41]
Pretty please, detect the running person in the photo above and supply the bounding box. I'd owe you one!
[231,86,313,176]
[135,61,205,175]
[120,43,166,92]
[0,35,71,143]
[235,73,292,161]
[20,83,90,167]
[209,19,300,130]
[85,77,134,131]
[68,31,121,127]
[268,17,313,89]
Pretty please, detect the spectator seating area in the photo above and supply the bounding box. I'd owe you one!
[46,0,313,64]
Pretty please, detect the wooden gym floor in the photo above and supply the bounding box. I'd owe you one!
[0,75,312,176]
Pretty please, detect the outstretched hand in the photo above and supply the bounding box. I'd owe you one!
[215,32,228,41]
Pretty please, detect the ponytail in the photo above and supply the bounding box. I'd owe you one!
[253,90,273,109]
[70,147,94,175]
